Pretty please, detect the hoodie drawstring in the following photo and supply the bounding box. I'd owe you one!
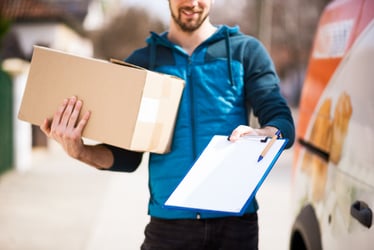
[149,37,157,71]
[225,29,234,86]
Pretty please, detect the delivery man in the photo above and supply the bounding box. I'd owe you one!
[41,0,295,249]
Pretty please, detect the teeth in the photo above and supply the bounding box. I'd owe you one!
[182,7,200,16]
[183,10,194,15]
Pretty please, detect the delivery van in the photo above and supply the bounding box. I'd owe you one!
[289,0,374,249]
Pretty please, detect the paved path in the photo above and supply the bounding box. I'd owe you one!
[0,142,149,250]
[0,119,296,250]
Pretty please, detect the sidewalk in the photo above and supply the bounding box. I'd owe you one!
[0,139,295,250]
[0,142,149,250]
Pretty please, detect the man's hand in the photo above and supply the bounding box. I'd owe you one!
[40,96,91,159]
[229,125,280,142]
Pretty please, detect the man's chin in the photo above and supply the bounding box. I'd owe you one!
[172,13,208,32]
[182,23,201,32]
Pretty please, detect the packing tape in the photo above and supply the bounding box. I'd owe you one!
[131,122,165,153]
[131,72,182,153]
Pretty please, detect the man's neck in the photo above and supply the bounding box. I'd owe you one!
[168,19,217,55]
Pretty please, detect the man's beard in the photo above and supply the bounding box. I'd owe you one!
[171,7,209,32]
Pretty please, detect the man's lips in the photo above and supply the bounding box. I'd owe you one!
[181,8,201,18]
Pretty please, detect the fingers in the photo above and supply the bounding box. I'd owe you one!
[229,125,255,142]
[47,96,90,140]
[75,110,91,134]
[229,125,281,142]
[59,97,78,129]
[50,96,84,129]
[67,99,83,130]
[51,98,69,131]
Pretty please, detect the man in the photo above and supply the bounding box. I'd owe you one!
[41,0,295,249]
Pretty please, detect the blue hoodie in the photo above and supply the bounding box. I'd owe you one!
[105,25,295,219]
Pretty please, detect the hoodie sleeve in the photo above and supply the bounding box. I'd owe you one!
[244,38,295,148]
[100,144,143,172]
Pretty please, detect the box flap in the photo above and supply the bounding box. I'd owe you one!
[110,58,144,70]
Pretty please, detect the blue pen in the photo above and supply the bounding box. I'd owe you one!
[257,130,281,162]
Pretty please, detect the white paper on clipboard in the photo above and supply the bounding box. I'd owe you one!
[164,135,288,214]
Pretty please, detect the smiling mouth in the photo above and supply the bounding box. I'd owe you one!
[181,8,202,17]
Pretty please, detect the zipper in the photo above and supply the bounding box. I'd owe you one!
[186,56,197,159]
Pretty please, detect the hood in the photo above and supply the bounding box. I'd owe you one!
[146,25,241,85]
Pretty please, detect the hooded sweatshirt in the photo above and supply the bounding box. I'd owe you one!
[105,25,295,219]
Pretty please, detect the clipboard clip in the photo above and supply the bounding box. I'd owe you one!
[260,131,281,143]
[260,137,270,143]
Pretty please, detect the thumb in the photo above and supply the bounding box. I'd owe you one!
[40,118,51,136]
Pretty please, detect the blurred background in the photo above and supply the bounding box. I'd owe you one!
[0,0,329,249]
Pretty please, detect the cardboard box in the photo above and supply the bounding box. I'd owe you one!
[18,46,185,153]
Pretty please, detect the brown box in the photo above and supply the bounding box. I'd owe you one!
[18,46,184,153]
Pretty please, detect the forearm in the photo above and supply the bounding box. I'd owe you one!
[77,144,114,169]
[75,143,143,172]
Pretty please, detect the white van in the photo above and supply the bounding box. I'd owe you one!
[289,0,374,249]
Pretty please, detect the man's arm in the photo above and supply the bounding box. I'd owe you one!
[243,39,295,147]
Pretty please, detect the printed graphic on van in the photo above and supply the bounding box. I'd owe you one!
[300,91,352,202]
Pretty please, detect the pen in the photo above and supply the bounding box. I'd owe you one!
[257,130,281,162]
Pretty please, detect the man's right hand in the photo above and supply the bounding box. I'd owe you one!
[40,96,91,160]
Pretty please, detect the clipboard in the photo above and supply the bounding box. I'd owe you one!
[164,135,288,215]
